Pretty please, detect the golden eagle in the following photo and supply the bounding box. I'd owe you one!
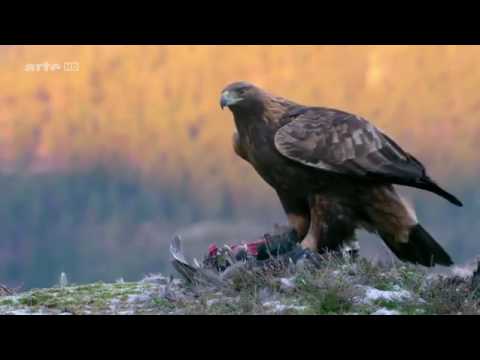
[220,81,462,267]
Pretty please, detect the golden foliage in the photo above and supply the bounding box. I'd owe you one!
[0,45,478,208]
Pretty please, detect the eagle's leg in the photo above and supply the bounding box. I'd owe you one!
[276,191,310,242]
[301,195,327,252]
[301,194,357,254]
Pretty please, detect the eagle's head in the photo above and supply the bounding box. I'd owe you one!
[220,81,265,111]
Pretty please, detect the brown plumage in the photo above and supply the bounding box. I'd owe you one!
[220,81,462,267]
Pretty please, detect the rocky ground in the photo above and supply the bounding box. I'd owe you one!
[1,252,480,315]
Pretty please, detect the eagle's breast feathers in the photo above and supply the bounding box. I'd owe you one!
[232,132,248,162]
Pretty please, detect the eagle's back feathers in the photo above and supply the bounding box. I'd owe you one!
[275,107,413,176]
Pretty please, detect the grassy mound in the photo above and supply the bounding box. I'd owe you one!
[1,255,479,315]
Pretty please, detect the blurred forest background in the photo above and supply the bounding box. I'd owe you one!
[0,45,478,289]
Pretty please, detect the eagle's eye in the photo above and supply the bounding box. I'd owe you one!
[238,88,247,95]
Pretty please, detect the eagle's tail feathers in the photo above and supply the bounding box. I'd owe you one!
[381,224,453,267]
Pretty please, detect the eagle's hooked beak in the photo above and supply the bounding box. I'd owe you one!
[220,91,242,109]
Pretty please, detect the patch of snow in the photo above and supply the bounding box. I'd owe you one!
[279,277,296,291]
[258,288,274,303]
[127,293,151,304]
[109,298,121,312]
[290,305,307,312]
[262,300,307,313]
[117,310,134,315]
[4,308,45,315]
[357,286,411,304]
[206,298,220,307]
[451,265,474,278]
[371,308,401,315]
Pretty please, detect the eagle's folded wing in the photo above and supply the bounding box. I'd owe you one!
[274,108,426,182]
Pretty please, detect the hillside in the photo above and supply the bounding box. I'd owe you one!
[1,254,479,315]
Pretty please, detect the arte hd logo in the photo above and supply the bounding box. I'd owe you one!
[24,61,80,72]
